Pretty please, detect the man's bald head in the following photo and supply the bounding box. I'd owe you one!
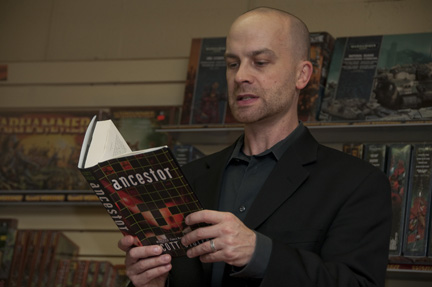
[231,7,310,62]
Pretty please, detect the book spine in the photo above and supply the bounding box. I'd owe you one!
[79,168,133,237]
[46,232,79,287]
[8,230,30,287]
[0,219,18,287]
[21,230,41,286]
[402,144,432,257]
[363,144,388,172]
[387,144,413,256]
[53,259,70,287]
[342,143,364,159]
[34,231,53,287]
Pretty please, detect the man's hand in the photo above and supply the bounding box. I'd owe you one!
[118,235,171,287]
[181,210,256,267]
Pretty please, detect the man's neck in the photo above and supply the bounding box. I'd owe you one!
[242,118,299,156]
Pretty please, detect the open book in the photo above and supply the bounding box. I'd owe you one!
[78,116,206,257]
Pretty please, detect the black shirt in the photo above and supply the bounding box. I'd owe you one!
[211,123,305,286]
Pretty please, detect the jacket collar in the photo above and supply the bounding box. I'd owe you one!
[195,126,318,226]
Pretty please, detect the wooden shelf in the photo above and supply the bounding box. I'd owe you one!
[0,190,100,206]
[158,121,432,145]
[387,268,432,281]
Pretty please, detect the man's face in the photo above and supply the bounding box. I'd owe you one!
[225,13,300,125]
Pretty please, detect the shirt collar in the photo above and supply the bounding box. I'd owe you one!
[229,122,305,162]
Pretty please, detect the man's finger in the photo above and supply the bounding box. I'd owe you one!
[185,209,225,225]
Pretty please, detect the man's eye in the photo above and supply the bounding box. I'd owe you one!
[255,61,268,67]
[226,62,239,69]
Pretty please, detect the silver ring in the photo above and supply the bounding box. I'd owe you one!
[209,239,217,252]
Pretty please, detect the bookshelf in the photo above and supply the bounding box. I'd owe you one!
[159,120,432,145]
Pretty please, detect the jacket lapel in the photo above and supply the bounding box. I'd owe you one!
[192,144,235,210]
[244,128,318,229]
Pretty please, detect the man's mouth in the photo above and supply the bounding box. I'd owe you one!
[237,94,257,101]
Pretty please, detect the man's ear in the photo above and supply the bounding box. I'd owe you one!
[295,60,313,90]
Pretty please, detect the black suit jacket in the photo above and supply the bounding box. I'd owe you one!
[170,127,392,287]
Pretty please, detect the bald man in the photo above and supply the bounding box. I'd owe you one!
[119,7,391,287]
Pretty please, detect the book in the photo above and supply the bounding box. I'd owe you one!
[0,110,109,202]
[32,230,53,287]
[342,143,364,158]
[180,37,231,125]
[21,230,42,286]
[363,144,388,172]
[73,261,91,287]
[85,261,99,287]
[319,32,432,122]
[8,230,30,287]
[95,261,114,287]
[173,145,206,166]
[112,265,128,287]
[44,231,80,287]
[111,106,180,151]
[78,117,207,257]
[53,259,71,287]
[298,32,335,122]
[402,143,432,257]
[387,144,413,256]
[0,218,18,287]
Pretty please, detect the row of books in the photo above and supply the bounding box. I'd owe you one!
[180,32,432,124]
[0,219,127,287]
[342,142,432,258]
[52,259,126,287]
[0,108,187,203]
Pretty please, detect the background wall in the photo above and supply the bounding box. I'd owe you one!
[0,0,431,286]
[1,0,431,62]
[1,0,432,108]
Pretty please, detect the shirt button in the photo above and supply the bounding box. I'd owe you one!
[239,206,246,213]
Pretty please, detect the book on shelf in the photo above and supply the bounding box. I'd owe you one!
[319,32,432,122]
[111,106,180,151]
[386,144,413,256]
[85,260,99,287]
[94,261,115,287]
[53,258,70,287]
[21,230,43,287]
[180,37,232,125]
[298,32,335,122]
[342,143,364,158]
[173,145,206,166]
[78,116,207,257]
[0,109,110,204]
[113,265,128,287]
[7,230,78,287]
[0,218,18,287]
[8,229,30,287]
[402,143,432,257]
[43,231,79,287]
[363,144,388,172]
